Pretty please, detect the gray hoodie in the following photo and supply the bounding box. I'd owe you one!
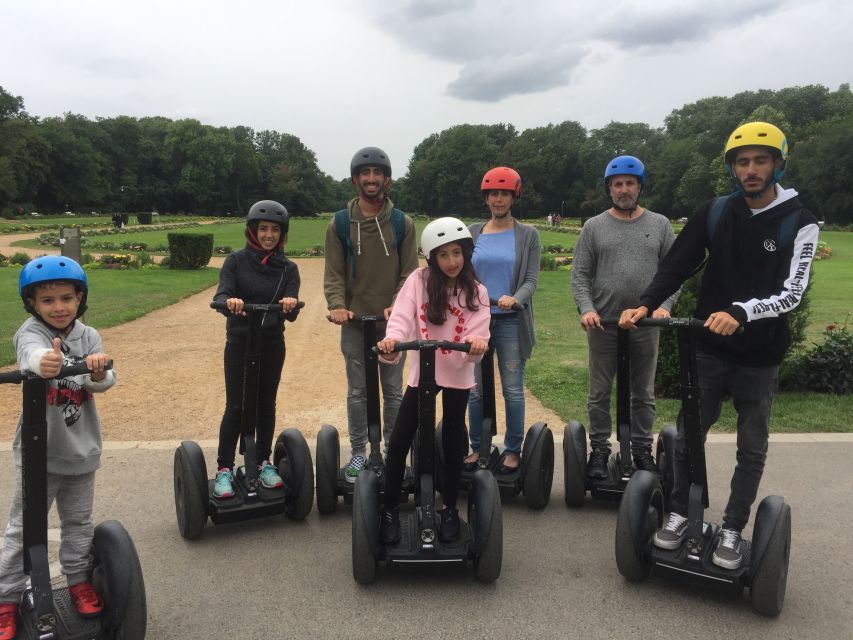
[13,317,116,475]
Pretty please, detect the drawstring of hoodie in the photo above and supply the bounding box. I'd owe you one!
[356,218,390,257]
[244,226,282,265]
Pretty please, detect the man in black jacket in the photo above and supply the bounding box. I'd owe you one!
[619,122,820,570]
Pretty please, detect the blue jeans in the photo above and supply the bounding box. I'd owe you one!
[468,315,526,454]
[670,351,778,532]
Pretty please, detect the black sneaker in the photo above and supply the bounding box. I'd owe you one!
[439,507,461,542]
[380,509,400,545]
[632,446,658,473]
[712,528,743,570]
[654,512,688,550]
[587,447,610,479]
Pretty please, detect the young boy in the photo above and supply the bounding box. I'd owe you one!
[0,255,115,640]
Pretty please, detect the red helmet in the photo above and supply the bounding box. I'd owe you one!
[481,167,522,198]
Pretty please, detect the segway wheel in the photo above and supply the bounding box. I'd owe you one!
[749,496,792,616]
[352,471,380,584]
[173,441,208,540]
[562,421,587,508]
[655,425,677,509]
[615,470,663,582]
[315,424,340,515]
[274,429,314,521]
[469,469,503,583]
[91,520,147,640]
[521,423,554,510]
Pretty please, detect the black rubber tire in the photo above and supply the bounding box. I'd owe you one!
[562,421,587,508]
[521,423,554,510]
[274,429,314,521]
[615,470,662,582]
[469,470,503,583]
[656,425,677,510]
[91,520,147,640]
[750,496,792,616]
[173,441,208,540]
[315,424,340,515]
[352,471,379,584]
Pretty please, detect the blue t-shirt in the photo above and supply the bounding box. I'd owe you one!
[472,227,516,314]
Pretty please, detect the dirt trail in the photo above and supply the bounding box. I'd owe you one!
[0,258,562,443]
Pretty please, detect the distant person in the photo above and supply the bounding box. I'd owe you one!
[464,167,540,474]
[620,122,819,569]
[571,155,678,478]
[0,256,116,639]
[547,213,553,227]
[324,147,419,482]
[377,218,490,543]
[211,200,301,498]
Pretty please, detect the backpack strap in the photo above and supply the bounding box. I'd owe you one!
[390,208,406,253]
[334,209,356,278]
[706,195,729,246]
[777,208,801,251]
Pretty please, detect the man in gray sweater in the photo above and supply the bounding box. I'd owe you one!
[571,156,678,478]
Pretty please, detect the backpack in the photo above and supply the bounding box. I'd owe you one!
[706,195,801,251]
[334,207,407,278]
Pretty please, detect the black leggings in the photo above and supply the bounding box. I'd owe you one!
[383,384,469,511]
[217,335,285,470]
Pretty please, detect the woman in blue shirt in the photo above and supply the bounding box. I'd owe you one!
[465,167,541,472]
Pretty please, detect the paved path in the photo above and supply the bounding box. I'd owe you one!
[0,437,849,639]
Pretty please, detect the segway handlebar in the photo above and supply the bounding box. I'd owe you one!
[488,297,525,312]
[211,300,305,314]
[0,361,114,384]
[325,313,385,323]
[602,316,745,335]
[372,340,471,354]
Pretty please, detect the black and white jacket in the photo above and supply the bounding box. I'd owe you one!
[639,187,819,367]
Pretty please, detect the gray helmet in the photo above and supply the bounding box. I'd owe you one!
[247,200,289,234]
[350,147,392,178]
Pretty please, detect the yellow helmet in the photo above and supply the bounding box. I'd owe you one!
[724,121,788,163]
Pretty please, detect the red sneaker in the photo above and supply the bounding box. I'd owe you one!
[68,582,104,618]
[0,603,17,640]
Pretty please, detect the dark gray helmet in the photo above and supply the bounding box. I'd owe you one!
[247,200,289,234]
[350,147,392,178]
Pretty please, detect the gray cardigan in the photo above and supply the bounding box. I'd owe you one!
[469,219,541,360]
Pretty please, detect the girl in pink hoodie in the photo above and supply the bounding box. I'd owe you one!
[377,217,490,544]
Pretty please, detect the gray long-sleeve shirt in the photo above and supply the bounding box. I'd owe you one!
[571,209,679,319]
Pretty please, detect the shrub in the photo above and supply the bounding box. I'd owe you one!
[135,251,154,267]
[98,253,134,268]
[136,212,153,225]
[0,252,8,266]
[540,254,557,271]
[782,322,853,394]
[167,233,213,269]
[81,252,95,265]
[10,252,31,266]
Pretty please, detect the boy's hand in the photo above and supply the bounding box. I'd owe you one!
[40,338,63,378]
[465,336,488,356]
[86,352,109,381]
[704,311,740,336]
[279,297,298,313]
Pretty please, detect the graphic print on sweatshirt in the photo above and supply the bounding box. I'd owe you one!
[47,355,93,427]
[419,302,467,353]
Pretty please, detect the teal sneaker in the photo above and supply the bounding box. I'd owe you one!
[345,455,366,484]
[213,468,235,499]
[259,461,284,489]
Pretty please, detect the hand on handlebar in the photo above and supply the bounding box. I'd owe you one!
[279,297,299,313]
[465,336,488,356]
[618,306,648,329]
[376,337,398,361]
[651,307,671,319]
[85,352,110,381]
[226,298,246,316]
[328,308,353,325]
[704,311,741,336]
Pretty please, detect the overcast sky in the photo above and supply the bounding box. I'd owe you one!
[3,0,850,180]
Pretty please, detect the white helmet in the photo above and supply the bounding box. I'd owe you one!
[420,217,472,257]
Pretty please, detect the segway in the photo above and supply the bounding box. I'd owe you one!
[173,301,314,539]
[437,300,553,509]
[352,340,502,584]
[0,361,147,639]
[563,320,674,507]
[315,315,415,514]
[615,317,791,616]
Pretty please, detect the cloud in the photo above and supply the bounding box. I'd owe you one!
[446,46,586,101]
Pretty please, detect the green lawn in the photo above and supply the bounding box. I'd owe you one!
[0,267,220,366]
[527,230,853,432]
[0,215,194,230]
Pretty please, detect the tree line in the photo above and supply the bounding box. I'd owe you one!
[2,84,852,223]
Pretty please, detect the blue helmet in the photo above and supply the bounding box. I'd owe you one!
[604,155,646,194]
[19,255,88,319]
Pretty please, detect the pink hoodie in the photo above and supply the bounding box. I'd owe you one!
[382,268,491,389]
